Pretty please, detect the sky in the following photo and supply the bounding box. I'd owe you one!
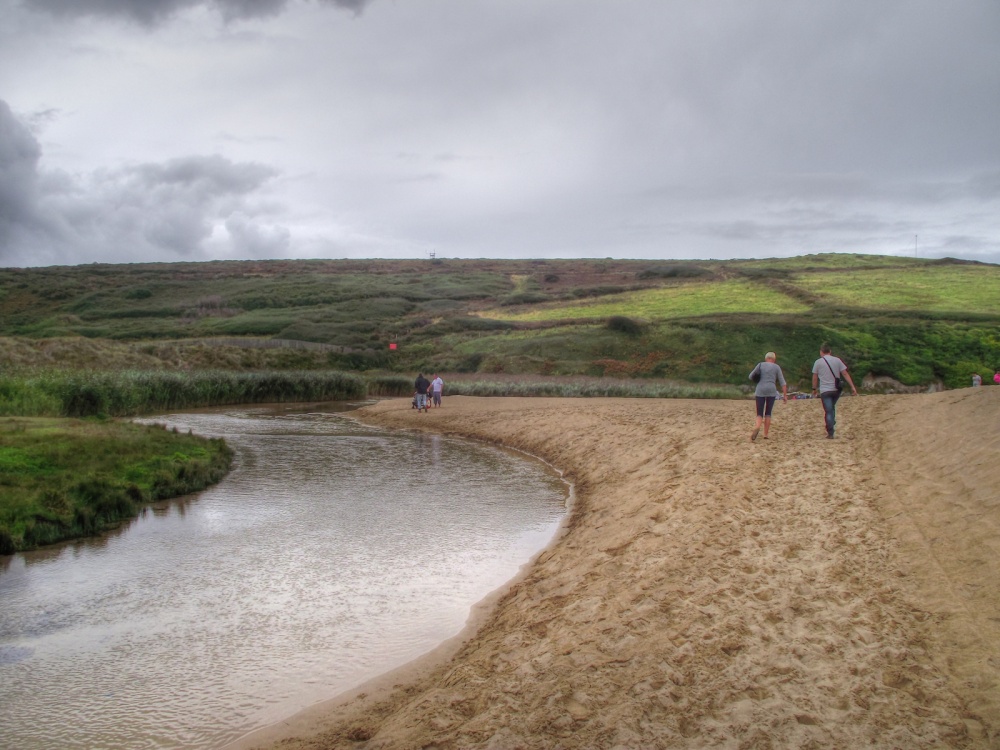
[1,0,998,268]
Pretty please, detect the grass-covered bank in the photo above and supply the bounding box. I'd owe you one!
[0,369,364,553]
[0,418,233,554]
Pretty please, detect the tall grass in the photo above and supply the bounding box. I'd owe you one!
[364,374,415,397]
[2,370,743,420]
[0,370,367,418]
[446,380,736,399]
[435,374,741,400]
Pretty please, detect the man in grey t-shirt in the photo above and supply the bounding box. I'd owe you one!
[811,344,858,439]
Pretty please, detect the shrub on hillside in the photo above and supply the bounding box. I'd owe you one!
[607,316,643,335]
[734,267,793,279]
[637,266,712,280]
[568,285,628,299]
[499,292,551,306]
[463,317,517,331]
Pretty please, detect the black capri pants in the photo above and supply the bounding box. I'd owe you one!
[755,396,776,418]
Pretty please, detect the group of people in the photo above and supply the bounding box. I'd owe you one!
[413,373,444,412]
[411,346,977,438]
[748,344,858,442]
[971,371,1000,387]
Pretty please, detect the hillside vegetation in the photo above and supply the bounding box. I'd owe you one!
[2,255,999,390]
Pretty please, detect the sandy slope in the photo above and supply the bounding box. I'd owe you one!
[238,389,1000,749]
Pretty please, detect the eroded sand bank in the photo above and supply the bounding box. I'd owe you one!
[239,389,1000,749]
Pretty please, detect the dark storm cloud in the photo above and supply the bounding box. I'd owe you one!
[21,0,371,25]
[0,100,48,251]
[0,100,287,265]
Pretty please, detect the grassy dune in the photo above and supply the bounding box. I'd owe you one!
[2,255,999,389]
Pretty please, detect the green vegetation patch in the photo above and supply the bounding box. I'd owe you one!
[0,418,233,553]
[730,253,927,272]
[3,256,1000,389]
[482,279,809,322]
[0,370,367,418]
[790,266,1000,315]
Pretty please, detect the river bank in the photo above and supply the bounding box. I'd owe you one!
[238,389,1000,749]
[0,417,232,554]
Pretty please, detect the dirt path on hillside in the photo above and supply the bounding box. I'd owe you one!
[233,390,1000,749]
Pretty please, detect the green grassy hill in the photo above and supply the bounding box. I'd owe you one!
[2,255,999,390]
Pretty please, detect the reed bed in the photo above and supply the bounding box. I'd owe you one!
[0,369,741,422]
[365,372,743,400]
[364,374,415,398]
[442,377,740,400]
[0,370,367,418]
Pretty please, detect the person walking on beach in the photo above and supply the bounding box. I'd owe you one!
[972,373,982,387]
[811,344,858,439]
[414,373,430,412]
[430,374,444,407]
[749,352,787,441]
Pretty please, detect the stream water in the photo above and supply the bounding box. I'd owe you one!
[0,403,567,750]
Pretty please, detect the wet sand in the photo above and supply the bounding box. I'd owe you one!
[235,389,1000,749]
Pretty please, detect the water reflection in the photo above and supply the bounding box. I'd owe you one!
[0,403,567,750]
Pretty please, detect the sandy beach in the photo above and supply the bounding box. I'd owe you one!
[237,389,1000,749]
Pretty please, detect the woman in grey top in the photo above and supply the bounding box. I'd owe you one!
[749,351,787,441]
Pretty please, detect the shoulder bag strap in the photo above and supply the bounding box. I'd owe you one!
[822,356,836,379]
[822,356,842,387]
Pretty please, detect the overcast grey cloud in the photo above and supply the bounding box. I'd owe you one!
[21,0,370,25]
[0,0,998,267]
[0,100,285,264]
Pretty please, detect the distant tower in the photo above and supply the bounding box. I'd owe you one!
[429,251,436,260]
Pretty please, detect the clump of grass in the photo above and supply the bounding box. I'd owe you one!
[606,316,644,335]
[0,418,233,553]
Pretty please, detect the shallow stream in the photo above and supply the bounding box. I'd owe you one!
[0,403,567,750]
